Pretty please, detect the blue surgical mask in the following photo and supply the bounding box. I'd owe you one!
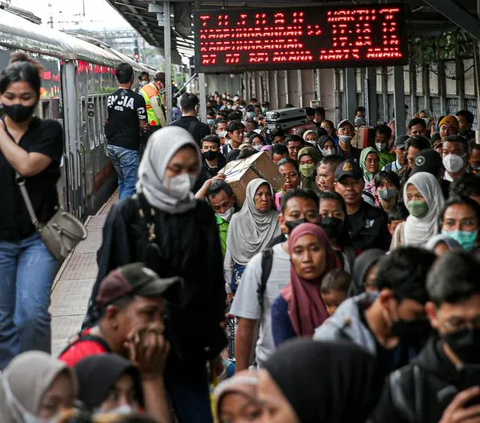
[207,118,215,126]
[247,111,255,119]
[442,229,478,252]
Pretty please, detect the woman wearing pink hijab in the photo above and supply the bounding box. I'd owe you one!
[271,223,341,346]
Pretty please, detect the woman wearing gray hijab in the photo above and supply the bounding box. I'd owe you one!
[224,178,280,293]
[85,126,226,423]
[0,351,76,422]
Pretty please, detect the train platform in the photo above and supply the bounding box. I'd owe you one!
[49,193,117,357]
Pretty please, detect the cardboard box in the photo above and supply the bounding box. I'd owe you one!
[352,126,371,149]
[219,152,284,206]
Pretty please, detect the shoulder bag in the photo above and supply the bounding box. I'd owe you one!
[17,175,87,261]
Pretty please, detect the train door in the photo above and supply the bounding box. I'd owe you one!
[61,61,88,219]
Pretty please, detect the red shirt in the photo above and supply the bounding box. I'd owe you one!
[58,328,111,367]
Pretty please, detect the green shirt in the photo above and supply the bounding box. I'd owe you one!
[216,214,229,257]
[379,151,395,170]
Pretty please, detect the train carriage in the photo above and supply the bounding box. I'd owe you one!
[0,8,152,218]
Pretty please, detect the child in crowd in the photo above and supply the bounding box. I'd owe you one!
[387,202,409,237]
[320,269,351,315]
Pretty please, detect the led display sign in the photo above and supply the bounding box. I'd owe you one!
[194,4,408,73]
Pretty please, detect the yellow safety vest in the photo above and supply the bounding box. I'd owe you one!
[140,83,162,126]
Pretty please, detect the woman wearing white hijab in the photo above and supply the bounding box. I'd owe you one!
[85,126,226,423]
[0,351,77,422]
[390,172,445,249]
[224,178,281,293]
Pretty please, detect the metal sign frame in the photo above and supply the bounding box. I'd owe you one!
[194,4,408,74]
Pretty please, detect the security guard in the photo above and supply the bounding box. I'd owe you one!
[139,72,166,140]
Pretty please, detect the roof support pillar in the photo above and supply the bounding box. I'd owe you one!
[367,67,377,125]
[163,1,172,124]
[345,67,356,121]
[393,65,406,139]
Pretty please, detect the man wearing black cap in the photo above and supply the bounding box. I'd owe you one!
[410,149,450,198]
[334,159,391,251]
[59,262,180,367]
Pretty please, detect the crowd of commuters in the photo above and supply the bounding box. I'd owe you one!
[2,53,480,422]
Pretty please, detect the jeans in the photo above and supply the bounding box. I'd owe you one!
[0,233,58,369]
[107,145,139,200]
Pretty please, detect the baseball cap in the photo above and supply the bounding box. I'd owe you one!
[335,159,363,181]
[410,149,444,177]
[96,263,182,307]
[395,135,409,150]
[337,119,354,131]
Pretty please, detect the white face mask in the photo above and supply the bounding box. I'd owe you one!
[443,154,464,174]
[217,207,235,222]
[164,173,196,199]
[252,145,262,151]
[217,130,227,138]
[95,404,134,416]
[2,372,59,423]
[322,148,334,156]
[375,142,387,152]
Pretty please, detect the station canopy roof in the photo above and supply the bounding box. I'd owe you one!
[106,0,480,63]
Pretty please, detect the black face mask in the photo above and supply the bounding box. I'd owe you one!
[3,104,36,123]
[285,218,306,234]
[320,217,343,239]
[203,150,219,161]
[444,328,480,365]
[391,318,432,343]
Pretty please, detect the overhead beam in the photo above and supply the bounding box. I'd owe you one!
[420,0,480,40]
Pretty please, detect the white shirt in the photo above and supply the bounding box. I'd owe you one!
[230,243,290,367]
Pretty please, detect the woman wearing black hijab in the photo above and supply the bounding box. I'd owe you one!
[258,339,383,423]
[348,249,385,297]
[75,354,144,415]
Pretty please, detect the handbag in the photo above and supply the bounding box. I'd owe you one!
[16,175,87,261]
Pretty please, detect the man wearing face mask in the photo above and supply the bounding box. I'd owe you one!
[315,247,436,379]
[337,120,361,162]
[371,252,480,423]
[195,135,226,192]
[231,189,320,372]
[372,124,395,169]
[215,119,228,144]
[442,135,469,182]
[245,105,256,121]
[206,180,237,257]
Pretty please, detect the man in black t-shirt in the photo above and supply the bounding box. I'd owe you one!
[169,92,210,146]
[106,62,147,200]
